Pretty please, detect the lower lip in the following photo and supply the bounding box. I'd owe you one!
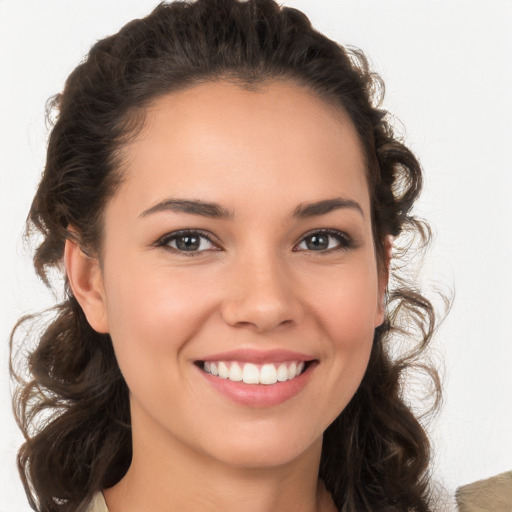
[197,363,316,408]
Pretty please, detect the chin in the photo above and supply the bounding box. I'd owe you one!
[199,428,323,470]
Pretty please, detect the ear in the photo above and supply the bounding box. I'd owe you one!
[374,235,393,327]
[64,237,109,333]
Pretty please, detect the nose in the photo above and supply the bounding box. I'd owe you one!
[220,251,303,333]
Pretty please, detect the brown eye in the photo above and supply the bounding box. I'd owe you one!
[174,234,202,251]
[296,230,352,252]
[304,233,330,251]
[157,230,217,253]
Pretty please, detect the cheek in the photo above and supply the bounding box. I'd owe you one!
[102,260,215,371]
[307,263,378,403]
[106,254,206,321]
[308,262,380,341]
[100,262,220,424]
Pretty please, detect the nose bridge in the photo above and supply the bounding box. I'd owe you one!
[220,242,301,331]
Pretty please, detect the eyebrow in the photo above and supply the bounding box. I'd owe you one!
[139,196,364,220]
[140,199,234,219]
[293,197,364,219]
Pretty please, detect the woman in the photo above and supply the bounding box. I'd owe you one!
[10,0,443,510]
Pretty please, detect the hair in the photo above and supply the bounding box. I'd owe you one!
[10,1,443,511]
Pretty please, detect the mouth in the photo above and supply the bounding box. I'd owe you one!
[194,349,318,407]
[195,360,313,385]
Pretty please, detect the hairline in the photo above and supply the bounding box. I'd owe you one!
[93,73,375,262]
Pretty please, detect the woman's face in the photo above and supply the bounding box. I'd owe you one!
[85,81,386,469]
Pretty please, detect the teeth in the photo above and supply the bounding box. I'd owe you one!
[228,362,243,382]
[277,363,288,382]
[202,360,307,385]
[260,364,277,385]
[218,362,229,379]
[242,363,259,384]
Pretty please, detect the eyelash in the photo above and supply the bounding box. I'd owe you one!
[154,228,354,256]
[154,229,218,256]
[294,229,354,253]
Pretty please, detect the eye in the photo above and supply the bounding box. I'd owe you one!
[155,230,218,254]
[295,229,353,253]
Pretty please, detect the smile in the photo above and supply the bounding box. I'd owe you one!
[201,360,306,385]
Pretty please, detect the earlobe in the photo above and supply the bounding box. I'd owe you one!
[375,235,393,327]
[64,237,109,333]
[374,295,386,328]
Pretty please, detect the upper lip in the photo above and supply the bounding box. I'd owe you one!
[198,348,316,364]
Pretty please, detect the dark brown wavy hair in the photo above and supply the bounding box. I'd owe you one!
[10,1,443,511]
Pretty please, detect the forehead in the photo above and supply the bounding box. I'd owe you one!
[113,80,370,219]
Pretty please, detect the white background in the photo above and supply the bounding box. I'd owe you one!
[1,1,511,510]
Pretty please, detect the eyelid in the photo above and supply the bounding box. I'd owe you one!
[153,228,354,255]
[293,228,354,253]
[154,229,221,254]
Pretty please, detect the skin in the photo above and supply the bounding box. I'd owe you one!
[66,80,387,512]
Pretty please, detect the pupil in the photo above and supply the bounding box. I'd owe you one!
[177,235,199,251]
[308,234,328,250]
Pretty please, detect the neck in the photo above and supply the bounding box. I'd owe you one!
[103,407,334,512]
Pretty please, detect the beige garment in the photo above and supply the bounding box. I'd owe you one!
[456,470,512,512]
[85,488,457,512]
[87,492,109,512]
[84,484,463,512]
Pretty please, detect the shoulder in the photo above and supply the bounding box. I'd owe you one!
[86,492,109,512]
[456,470,512,512]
